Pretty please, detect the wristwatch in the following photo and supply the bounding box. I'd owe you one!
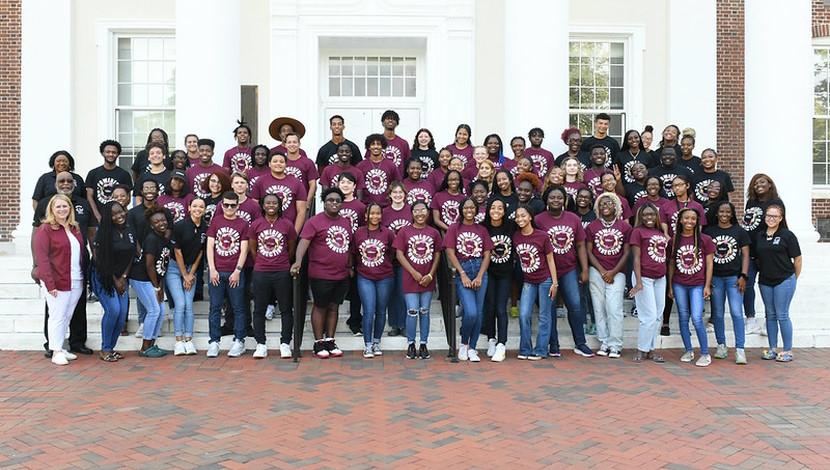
[235,266,243,272]
[739,273,748,280]
[154,286,161,292]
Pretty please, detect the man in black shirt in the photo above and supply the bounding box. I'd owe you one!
[315,115,362,174]
[648,147,693,199]
[31,172,98,357]
[86,140,133,222]
[581,113,619,169]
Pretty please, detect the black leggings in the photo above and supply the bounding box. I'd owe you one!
[483,274,510,344]
[251,270,293,345]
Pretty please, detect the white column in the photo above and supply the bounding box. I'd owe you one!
[176,0,241,158]
[503,0,569,154]
[667,0,717,150]
[19,0,72,237]
[745,0,817,240]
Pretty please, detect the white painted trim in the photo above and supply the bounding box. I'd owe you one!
[812,38,830,190]
[812,187,830,199]
[569,24,646,133]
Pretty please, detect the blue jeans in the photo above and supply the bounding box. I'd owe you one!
[711,275,746,349]
[387,266,406,329]
[518,277,553,357]
[743,258,758,317]
[165,262,196,337]
[483,274,510,344]
[404,291,432,344]
[131,279,165,340]
[673,283,708,354]
[358,275,394,346]
[455,258,488,350]
[93,274,129,352]
[137,293,147,324]
[759,274,796,351]
[554,269,587,350]
[631,274,666,352]
[579,268,595,326]
[208,271,247,342]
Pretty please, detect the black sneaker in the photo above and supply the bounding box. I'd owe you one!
[419,344,431,360]
[660,325,670,336]
[313,341,330,359]
[326,340,343,357]
[388,327,400,337]
[406,343,417,359]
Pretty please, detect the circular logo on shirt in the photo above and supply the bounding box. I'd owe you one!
[564,185,579,200]
[249,175,261,188]
[647,234,668,263]
[327,153,339,166]
[359,238,386,268]
[406,187,432,206]
[215,226,241,257]
[193,173,210,199]
[257,229,284,258]
[694,179,714,203]
[164,201,186,223]
[285,166,304,182]
[407,234,435,265]
[587,176,602,195]
[594,228,624,257]
[452,153,468,167]
[340,208,359,233]
[529,154,548,176]
[515,243,541,274]
[547,226,575,255]
[365,168,389,196]
[622,161,637,184]
[659,174,678,198]
[490,234,512,264]
[74,204,85,216]
[155,246,170,276]
[441,200,460,226]
[675,244,703,275]
[713,235,738,265]
[456,231,483,258]
[474,209,486,224]
[205,204,217,223]
[632,190,647,206]
[388,218,411,233]
[386,146,403,168]
[741,207,763,232]
[95,177,119,205]
[230,153,252,173]
[326,225,350,254]
[264,184,294,212]
[418,156,435,178]
[237,209,254,224]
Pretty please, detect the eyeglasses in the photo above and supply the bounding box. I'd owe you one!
[222,203,238,208]
[764,214,782,219]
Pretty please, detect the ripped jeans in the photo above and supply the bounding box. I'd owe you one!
[404,291,432,345]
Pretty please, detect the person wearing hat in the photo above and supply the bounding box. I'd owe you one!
[363,110,411,175]
[269,116,309,159]
[157,169,194,224]
[85,139,133,222]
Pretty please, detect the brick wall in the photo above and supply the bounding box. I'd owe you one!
[0,1,21,241]
[815,1,830,227]
[716,0,746,214]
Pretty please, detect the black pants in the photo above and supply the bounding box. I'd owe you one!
[346,276,362,333]
[483,274,510,345]
[43,287,88,351]
[251,270,293,345]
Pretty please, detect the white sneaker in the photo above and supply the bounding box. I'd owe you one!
[735,348,747,365]
[695,354,712,367]
[279,343,292,359]
[363,346,374,358]
[491,343,506,362]
[51,351,69,366]
[63,351,78,361]
[206,341,220,358]
[252,344,268,359]
[596,344,609,357]
[608,349,621,359]
[184,341,197,355]
[227,339,246,357]
[680,350,695,362]
[265,304,275,320]
[135,323,144,338]
[173,341,186,356]
[371,343,383,356]
[745,317,761,335]
[486,338,497,357]
[706,323,715,333]
[457,344,468,361]
[467,349,481,362]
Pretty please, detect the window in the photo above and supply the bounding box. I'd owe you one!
[328,56,416,97]
[568,40,625,144]
[115,35,176,170]
[814,46,830,185]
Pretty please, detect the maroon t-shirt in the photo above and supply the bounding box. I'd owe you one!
[429,167,448,190]
[356,158,401,207]
[363,135,411,173]
[186,164,227,199]
[446,144,475,171]
[339,198,366,233]
[206,213,250,272]
[403,177,434,207]
[430,191,466,227]
[497,157,517,173]
[629,226,669,279]
[671,233,715,286]
[236,197,261,225]
[247,166,269,189]
[633,196,669,214]
[299,213,353,281]
[249,217,296,272]
[443,222,494,262]
[157,194,194,223]
[660,199,707,235]
[223,146,252,174]
[583,168,607,196]
[269,145,308,159]
[285,155,319,193]
[525,147,555,178]
[354,226,395,280]
[393,224,442,293]
[563,180,587,200]
[320,164,365,190]
[512,229,554,284]
[620,196,633,219]
[381,204,412,234]
[586,219,632,271]
[250,173,307,224]
[534,210,585,275]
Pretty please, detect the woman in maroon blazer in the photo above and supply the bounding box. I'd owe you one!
[33,194,86,366]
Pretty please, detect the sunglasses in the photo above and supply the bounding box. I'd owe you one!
[222,203,238,208]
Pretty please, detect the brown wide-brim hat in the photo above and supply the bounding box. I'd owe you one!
[269,116,306,141]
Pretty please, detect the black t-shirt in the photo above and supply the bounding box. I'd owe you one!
[131,230,172,282]
[755,228,800,286]
[648,164,693,199]
[85,165,133,211]
[581,135,620,169]
[616,150,656,184]
[131,149,173,175]
[133,169,172,197]
[33,195,98,242]
[704,224,751,277]
[486,221,516,278]
[692,169,734,204]
[652,144,683,163]
[554,151,591,170]
[623,181,649,208]
[575,209,597,229]
[521,197,546,216]
[127,203,174,246]
[677,156,703,175]
[172,217,207,265]
[315,139,363,169]
[489,192,520,220]
[741,197,784,257]
[411,147,440,178]
[203,194,222,226]
[94,225,137,276]
[32,171,86,201]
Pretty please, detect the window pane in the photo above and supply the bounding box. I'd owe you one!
[163,38,176,59]
[354,57,366,76]
[367,77,378,96]
[392,77,403,96]
[355,77,365,96]
[329,57,340,76]
[367,57,378,76]
[814,118,827,141]
[380,57,391,75]
[405,77,416,97]
[814,163,827,185]
[342,77,353,96]
[569,87,579,107]
[329,77,340,96]
[610,88,624,109]
[132,84,147,106]
[814,141,827,163]
[610,42,624,64]
[405,58,416,76]
[342,57,353,77]
[118,38,131,59]
[133,38,147,60]
[392,57,404,76]
[596,87,609,108]
[380,77,391,96]
[610,65,624,87]
[148,62,163,84]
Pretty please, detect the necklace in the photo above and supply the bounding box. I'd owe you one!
[600,217,616,229]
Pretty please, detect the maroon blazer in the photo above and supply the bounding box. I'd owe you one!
[33,223,84,291]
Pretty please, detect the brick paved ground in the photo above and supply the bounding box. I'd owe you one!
[1,349,830,469]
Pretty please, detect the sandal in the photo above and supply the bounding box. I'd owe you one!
[632,350,643,362]
[111,351,124,360]
[762,349,777,360]
[650,352,665,363]
[99,352,118,362]
[776,351,793,362]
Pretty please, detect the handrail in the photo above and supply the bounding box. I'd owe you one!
[292,272,304,363]
[447,266,459,363]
